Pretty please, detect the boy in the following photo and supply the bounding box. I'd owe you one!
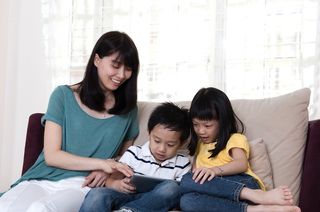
[80,102,191,212]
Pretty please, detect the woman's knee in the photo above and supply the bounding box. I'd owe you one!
[26,200,54,212]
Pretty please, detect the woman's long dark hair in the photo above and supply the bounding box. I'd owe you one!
[76,31,139,115]
[188,87,244,157]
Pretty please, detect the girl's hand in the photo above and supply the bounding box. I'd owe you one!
[102,159,134,177]
[109,177,136,193]
[82,170,109,188]
[192,167,216,184]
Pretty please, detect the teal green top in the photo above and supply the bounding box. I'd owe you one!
[12,85,139,187]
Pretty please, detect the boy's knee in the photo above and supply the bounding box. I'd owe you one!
[156,181,180,199]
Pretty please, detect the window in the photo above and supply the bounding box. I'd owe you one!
[42,0,320,119]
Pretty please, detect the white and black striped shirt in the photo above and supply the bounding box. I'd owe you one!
[119,142,191,181]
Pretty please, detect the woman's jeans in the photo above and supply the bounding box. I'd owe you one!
[79,180,180,212]
[179,172,260,212]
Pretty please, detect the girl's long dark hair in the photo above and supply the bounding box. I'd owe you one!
[76,31,139,115]
[188,87,244,157]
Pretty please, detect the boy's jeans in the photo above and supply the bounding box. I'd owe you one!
[180,172,260,212]
[79,180,180,212]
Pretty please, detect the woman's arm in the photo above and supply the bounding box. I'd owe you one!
[115,139,134,160]
[43,121,132,176]
[82,139,135,187]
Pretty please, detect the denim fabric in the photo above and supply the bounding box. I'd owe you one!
[179,172,260,212]
[79,180,180,212]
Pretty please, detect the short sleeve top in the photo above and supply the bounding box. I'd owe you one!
[195,133,265,190]
[12,85,139,186]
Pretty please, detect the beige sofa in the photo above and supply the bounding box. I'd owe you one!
[22,88,319,211]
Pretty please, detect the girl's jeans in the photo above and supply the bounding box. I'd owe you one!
[79,180,180,212]
[180,172,260,212]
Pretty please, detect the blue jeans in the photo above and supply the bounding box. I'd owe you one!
[79,180,180,212]
[179,172,260,212]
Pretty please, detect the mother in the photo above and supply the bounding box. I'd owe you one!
[0,31,140,212]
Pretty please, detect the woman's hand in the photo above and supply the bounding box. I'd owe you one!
[192,167,217,184]
[109,177,136,193]
[82,170,109,188]
[101,159,134,177]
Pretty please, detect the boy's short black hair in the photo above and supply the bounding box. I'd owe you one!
[147,102,190,143]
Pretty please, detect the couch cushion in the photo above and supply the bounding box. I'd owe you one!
[249,138,273,191]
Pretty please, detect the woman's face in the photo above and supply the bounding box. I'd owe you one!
[94,52,132,92]
[192,118,219,144]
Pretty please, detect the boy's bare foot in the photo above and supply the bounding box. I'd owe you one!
[241,186,294,205]
[247,205,301,212]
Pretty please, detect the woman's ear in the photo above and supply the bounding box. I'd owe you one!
[94,54,100,67]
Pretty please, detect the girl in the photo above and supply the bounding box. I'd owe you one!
[180,87,301,212]
[0,31,139,212]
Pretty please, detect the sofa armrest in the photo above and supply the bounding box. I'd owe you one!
[21,113,45,175]
[299,119,320,211]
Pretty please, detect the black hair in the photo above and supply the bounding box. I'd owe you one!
[76,31,139,114]
[188,87,244,157]
[148,102,190,143]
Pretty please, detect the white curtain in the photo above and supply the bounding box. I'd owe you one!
[0,0,319,192]
[0,0,52,191]
[48,0,320,117]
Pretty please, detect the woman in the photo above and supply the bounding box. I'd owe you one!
[0,31,140,212]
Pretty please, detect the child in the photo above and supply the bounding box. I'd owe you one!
[80,102,191,212]
[179,87,301,212]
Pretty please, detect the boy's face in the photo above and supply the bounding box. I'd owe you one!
[149,124,181,163]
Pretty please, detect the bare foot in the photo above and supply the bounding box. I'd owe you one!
[247,205,301,212]
[241,186,294,205]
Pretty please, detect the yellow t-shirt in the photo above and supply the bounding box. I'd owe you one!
[195,133,265,191]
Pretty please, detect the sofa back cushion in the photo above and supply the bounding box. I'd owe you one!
[135,88,310,203]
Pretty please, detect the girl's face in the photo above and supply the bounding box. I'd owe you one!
[149,124,181,163]
[94,52,132,92]
[192,118,219,144]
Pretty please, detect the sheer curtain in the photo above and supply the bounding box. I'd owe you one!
[0,0,319,192]
[48,0,320,118]
[0,0,52,192]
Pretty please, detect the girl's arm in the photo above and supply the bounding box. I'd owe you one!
[193,147,248,184]
[215,147,248,176]
[43,121,133,176]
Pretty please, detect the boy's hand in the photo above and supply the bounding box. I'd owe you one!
[192,167,216,184]
[110,177,136,193]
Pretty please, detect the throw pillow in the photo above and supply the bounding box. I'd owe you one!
[249,138,274,191]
